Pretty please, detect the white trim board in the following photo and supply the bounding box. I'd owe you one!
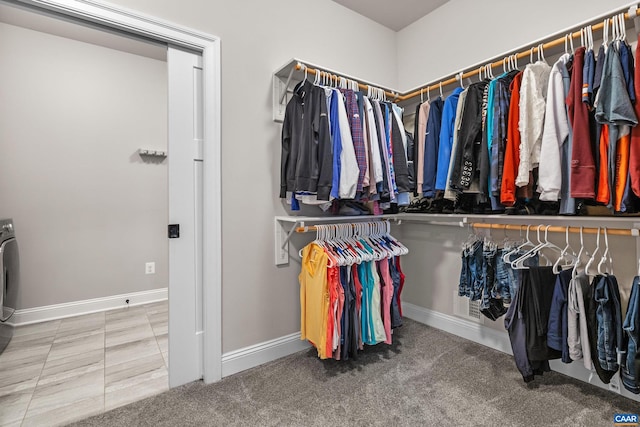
[221,332,310,378]
[8,288,167,326]
[402,303,513,355]
[403,302,640,402]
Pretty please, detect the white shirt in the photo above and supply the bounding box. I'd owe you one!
[538,54,570,201]
[516,60,551,187]
[335,89,358,199]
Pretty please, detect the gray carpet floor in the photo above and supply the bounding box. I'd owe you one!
[72,319,638,426]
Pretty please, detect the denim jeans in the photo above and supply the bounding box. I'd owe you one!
[595,275,624,372]
[622,277,640,394]
[494,249,512,303]
[459,241,482,299]
[481,244,498,309]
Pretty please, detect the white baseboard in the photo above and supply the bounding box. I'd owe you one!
[9,288,168,326]
[403,302,640,402]
[402,302,513,355]
[222,332,310,377]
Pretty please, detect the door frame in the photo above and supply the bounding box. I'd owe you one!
[12,0,223,384]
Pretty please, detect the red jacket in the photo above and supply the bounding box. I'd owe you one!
[567,47,596,199]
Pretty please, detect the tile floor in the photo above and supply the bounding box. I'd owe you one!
[0,301,169,427]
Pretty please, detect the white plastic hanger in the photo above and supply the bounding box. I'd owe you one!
[597,228,613,275]
[584,228,601,276]
[572,227,587,280]
[439,81,443,98]
[553,226,578,274]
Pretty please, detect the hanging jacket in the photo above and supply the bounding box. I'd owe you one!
[422,97,444,197]
[445,88,468,200]
[435,88,463,191]
[391,105,411,194]
[450,81,488,192]
[568,47,596,199]
[341,89,367,195]
[500,72,524,206]
[416,101,431,196]
[280,80,333,200]
[538,54,571,202]
[516,61,551,187]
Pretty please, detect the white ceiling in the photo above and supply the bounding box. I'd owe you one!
[332,0,450,31]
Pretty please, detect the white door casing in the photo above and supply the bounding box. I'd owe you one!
[10,0,222,384]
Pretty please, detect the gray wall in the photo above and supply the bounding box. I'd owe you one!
[96,0,398,353]
[0,22,168,309]
[396,0,633,91]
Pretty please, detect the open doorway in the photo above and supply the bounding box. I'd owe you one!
[0,0,221,424]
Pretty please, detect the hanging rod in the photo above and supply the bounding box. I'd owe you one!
[398,4,640,102]
[295,220,390,234]
[294,62,398,100]
[471,223,640,237]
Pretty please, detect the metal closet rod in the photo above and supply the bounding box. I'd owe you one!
[294,5,640,103]
[472,223,639,237]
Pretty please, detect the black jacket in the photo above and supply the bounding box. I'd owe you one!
[450,81,488,193]
[280,80,333,200]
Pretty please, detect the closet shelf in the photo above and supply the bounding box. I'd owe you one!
[275,213,640,265]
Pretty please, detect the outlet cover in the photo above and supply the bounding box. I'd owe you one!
[145,262,156,275]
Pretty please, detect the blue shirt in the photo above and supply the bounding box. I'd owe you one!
[435,88,463,190]
[329,90,343,200]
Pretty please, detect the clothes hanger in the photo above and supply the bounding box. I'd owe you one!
[458,72,465,89]
[512,225,553,269]
[553,226,578,274]
[597,227,613,275]
[439,82,443,99]
[538,43,546,63]
[584,228,601,276]
[572,227,586,280]
[529,46,535,65]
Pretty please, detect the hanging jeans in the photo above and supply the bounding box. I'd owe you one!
[481,244,498,310]
[594,274,624,372]
[493,249,513,303]
[586,275,617,384]
[458,241,482,299]
[622,277,640,394]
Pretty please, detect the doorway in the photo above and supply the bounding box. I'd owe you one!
[0,0,221,391]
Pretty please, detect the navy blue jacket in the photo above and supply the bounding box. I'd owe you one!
[422,97,443,197]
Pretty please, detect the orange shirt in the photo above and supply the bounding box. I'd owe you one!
[614,127,631,212]
[299,243,329,359]
[501,71,524,206]
[596,125,610,205]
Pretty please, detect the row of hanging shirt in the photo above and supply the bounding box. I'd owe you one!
[299,222,407,360]
[457,224,640,393]
[280,69,413,214]
[413,15,640,215]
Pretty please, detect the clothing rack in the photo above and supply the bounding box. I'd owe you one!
[293,62,398,100]
[276,4,640,109]
[472,223,640,237]
[295,220,390,234]
[399,4,640,102]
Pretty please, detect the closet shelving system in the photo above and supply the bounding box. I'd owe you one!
[275,213,640,265]
[273,2,640,260]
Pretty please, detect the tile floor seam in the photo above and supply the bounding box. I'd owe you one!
[20,319,64,426]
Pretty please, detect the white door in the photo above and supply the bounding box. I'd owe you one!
[168,46,204,387]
